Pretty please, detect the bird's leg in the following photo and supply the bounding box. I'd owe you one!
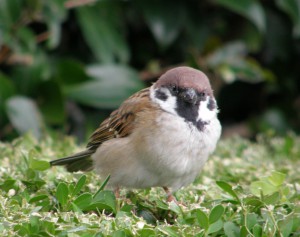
[163,187,176,202]
[114,186,120,199]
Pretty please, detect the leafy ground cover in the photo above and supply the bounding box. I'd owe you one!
[0,133,299,236]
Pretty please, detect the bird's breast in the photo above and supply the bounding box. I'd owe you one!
[132,111,221,187]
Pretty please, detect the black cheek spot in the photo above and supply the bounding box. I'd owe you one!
[196,120,209,131]
[155,90,168,101]
[207,97,216,111]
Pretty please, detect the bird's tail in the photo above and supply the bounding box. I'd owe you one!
[50,149,94,172]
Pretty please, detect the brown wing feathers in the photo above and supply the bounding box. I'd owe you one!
[86,88,150,150]
[50,88,152,172]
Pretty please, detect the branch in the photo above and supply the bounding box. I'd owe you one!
[64,0,97,9]
[0,46,11,64]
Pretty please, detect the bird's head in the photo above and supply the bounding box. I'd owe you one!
[150,66,218,131]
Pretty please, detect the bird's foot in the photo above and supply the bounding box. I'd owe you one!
[163,187,177,203]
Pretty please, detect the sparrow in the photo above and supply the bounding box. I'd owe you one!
[50,66,221,200]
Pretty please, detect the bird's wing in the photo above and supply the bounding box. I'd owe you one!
[86,87,155,151]
[50,87,155,172]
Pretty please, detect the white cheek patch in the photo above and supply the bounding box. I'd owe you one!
[150,87,177,115]
[197,97,218,122]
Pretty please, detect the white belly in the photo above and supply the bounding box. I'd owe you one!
[92,112,221,190]
[133,113,221,189]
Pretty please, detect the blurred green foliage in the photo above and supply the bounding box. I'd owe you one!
[0,0,299,140]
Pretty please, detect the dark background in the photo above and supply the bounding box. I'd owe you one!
[0,0,299,142]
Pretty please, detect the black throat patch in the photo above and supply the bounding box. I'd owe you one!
[175,98,209,131]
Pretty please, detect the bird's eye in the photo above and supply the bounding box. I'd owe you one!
[199,92,206,97]
[171,85,178,93]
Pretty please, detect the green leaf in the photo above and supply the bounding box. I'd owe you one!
[276,0,300,37]
[137,228,156,237]
[14,224,29,236]
[240,226,249,237]
[22,179,46,190]
[241,23,264,52]
[169,201,182,215]
[120,204,134,213]
[0,73,15,123]
[216,181,240,201]
[43,0,67,48]
[283,135,295,155]
[139,0,186,48]
[29,195,49,204]
[292,218,300,234]
[278,218,294,237]
[263,192,281,205]
[13,27,37,52]
[29,195,51,210]
[207,219,223,234]
[71,202,82,213]
[29,216,39,231]
[185,12,211,51]
[250,180,278,196]
[56,182,69,207]
[215,0,266,33]
[73,193,93,210]
[207,41,267,83]
[137,209,157,225]
[76,1,129,63]
[55,59,91,86]
[224,221,240,237]
[0,73,15,100]
[38,81,65,124]
[194,231,205,237]
[11,52,50,95]
[0,179,16,192]
[209,205,224,224]
[6,96,44,138]
[155,199,169,210]
[267,171,286,186]
[94,175,111,198]
[84,202,114,213]
[157,226,180,237]
[29,158,50,171]
[244,196,264,208]
[252,224,262,237]
[245,213,257,230]
[281,186,290,197]
[92,190,116,213]
[0,0,22,31]
[195,209,209,230]
[64,65,144,109]
[207,42,246,68]
[67,226,87,233]
[72,175,87,197]
[112,230,126,237]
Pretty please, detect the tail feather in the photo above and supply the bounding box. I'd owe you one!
[50,149,94,172]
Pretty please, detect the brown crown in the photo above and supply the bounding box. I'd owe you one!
[155,66,212,95]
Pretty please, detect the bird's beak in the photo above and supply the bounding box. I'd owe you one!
[180,88,197,104]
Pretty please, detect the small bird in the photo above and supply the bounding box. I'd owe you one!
[50,66,221,200]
